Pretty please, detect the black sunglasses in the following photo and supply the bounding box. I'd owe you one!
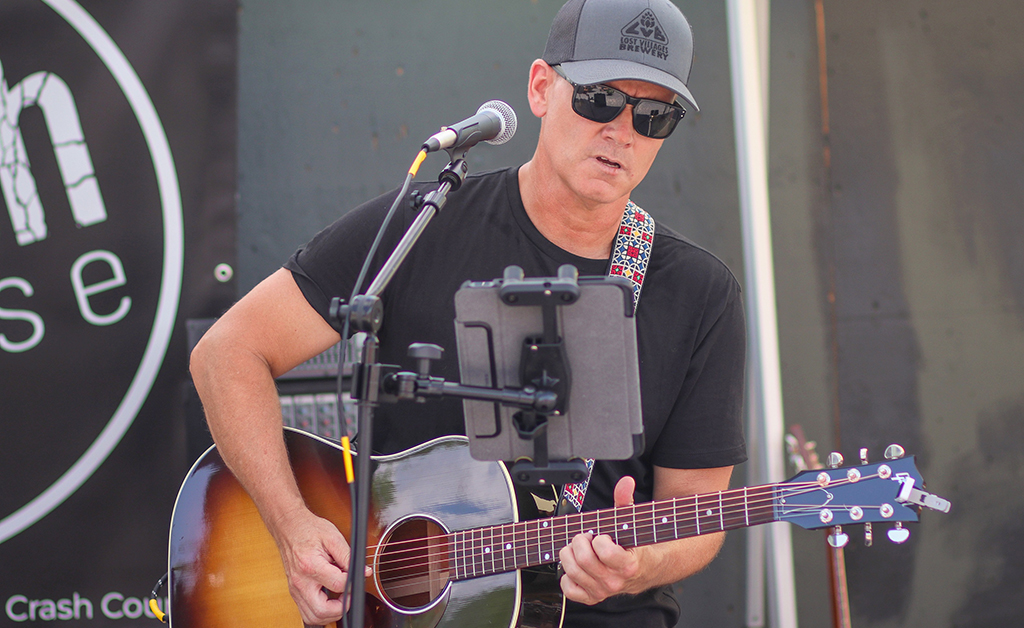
[552,64,685,139]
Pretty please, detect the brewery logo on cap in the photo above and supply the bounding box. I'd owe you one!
[620,9,670,60]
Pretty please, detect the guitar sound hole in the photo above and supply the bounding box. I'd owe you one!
[377,516,451,610]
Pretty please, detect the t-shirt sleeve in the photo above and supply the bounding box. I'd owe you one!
[283,188,407,330]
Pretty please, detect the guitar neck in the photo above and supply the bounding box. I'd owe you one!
[450,484,780,580]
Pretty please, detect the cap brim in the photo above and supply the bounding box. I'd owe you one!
[560,59,699,112]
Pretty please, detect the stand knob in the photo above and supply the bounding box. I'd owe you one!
[408,343,443,376]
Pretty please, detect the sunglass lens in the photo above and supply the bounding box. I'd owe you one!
[574,85,626,123]
[634,101,683,139]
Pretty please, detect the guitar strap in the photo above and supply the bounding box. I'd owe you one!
[558,200,653,515]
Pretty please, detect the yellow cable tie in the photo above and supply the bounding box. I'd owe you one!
[341,436,355,484]
[149,598,166,623]
[408,149,428,177]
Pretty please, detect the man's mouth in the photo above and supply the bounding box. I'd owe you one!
[596,156,622,169]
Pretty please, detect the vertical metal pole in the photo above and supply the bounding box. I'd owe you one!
[726,0,799,626]
[745,4,772,621]
[347,333,379,628]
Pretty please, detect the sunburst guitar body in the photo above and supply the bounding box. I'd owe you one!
[167,429,562,628]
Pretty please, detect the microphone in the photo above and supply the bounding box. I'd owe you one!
[422,100,517,153]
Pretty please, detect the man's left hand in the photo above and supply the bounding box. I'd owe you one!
[557,476,643,605]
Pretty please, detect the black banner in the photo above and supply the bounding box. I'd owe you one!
[0,0,236,624]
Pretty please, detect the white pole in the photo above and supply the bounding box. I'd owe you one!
[725,1,799,627]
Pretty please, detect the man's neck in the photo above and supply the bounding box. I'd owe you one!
[517,159,629,260]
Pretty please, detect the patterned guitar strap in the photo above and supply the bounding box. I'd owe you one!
[558,200,653,515]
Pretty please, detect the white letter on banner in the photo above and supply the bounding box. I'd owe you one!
[5,595,28,622]
[0,58,107,247]
[71,250,131,326]
[0,277,44,352]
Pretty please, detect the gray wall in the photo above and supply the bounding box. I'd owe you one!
[237,0,1024,625]
[770,1,1024,626]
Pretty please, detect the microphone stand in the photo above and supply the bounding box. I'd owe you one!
[332,154,470,628]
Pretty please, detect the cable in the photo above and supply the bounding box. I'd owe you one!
[338,148,426,628]
[348,149,426,305]
[148,572,168,622]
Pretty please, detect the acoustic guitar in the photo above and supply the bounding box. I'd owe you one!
[166,428,948,628]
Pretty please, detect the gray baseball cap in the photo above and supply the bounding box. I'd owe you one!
[542,0,699,112]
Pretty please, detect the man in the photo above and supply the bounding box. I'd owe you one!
[190,0,746,626]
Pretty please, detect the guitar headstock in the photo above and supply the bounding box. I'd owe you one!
[779,451,950,543]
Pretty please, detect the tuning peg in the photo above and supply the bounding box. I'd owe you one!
[887,521,910,544]
[828,525,849,548]
[864,522,873,547]
[884,444,906,460]
[827,452,844,469]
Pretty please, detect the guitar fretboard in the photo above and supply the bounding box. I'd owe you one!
[449,485,779,580]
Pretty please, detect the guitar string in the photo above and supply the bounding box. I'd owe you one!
[369,485,781,566]
[368,472,881,560]
[373,491,884,595]
[370,485,854,597]
[370,473,887,576]
[368,473,889,582]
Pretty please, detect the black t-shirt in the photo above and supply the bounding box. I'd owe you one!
[285,166,747,627]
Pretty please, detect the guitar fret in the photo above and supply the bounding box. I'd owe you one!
[511,522,521,569]
[612,504,619,545]
[518,521,528,568]
[540,518,554,564]
[471,528,479,578]
[718,491,725,531]
[630,503,638,547]
[639,501,657,545]
[744,487,749,528]
[536,518,544,561]
[486,525,495,575]
[501,525,512,573]
[622,503,636,547]
[477,527,485,576]
[458,530,466,580]
[562,513,571,558]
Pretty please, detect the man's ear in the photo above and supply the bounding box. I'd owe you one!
[526,59,555,118]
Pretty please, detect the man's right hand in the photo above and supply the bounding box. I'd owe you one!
[190,269,365,625]
[270,507,372,626]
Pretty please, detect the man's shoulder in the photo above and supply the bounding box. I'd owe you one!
[444,166,516,194]
[650,222,740,290]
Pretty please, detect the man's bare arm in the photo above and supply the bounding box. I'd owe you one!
[189,268,355,625]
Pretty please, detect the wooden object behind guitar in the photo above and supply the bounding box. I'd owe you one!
[787,425,852,628]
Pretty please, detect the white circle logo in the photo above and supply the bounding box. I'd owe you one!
[0,0,183,543]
